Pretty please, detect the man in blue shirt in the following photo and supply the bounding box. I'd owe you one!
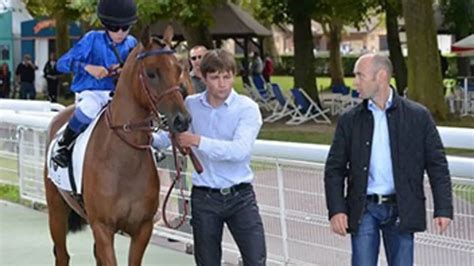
[325,54,453,266]
[153,49,266,265]
[52,0,137,168]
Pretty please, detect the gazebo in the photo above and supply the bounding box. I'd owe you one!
[149,1,272,62]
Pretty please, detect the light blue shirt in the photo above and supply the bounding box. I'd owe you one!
[153,89,262,189]
[367,89,395,195]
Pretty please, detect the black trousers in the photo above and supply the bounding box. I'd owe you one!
[47,80,58,102]
[191,184,266,266]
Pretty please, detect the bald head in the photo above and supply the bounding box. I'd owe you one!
[356,53,393,81]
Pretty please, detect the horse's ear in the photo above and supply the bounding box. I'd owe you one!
[163,25,174,47]
[140,25,152,49]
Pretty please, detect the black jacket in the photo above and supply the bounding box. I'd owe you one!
[324,90,453,233]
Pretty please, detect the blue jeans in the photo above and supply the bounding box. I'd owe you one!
[19,82,36,100]
[351,202,414,266]
[190,184,266,266]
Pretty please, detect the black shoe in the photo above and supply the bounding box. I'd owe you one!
[52,126,79,168]
[52,146,70,168]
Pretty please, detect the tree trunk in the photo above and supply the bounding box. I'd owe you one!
[54,10,71,98]
[402,0,447,120]
[181,22,213,49]
[292,10,321,106]
[328,18,345,88]
[385,0,407,95]
[262,22,280,64]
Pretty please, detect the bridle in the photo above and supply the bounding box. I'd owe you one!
[105,45,181,149]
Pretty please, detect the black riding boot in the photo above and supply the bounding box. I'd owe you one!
[52,126,79,168]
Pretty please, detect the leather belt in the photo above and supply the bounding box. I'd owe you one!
[366,194,397,204]
[193,183,251,196]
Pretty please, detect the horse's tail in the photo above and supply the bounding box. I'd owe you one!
[68,210,87,233]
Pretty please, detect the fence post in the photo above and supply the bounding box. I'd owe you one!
[276,159,290,264]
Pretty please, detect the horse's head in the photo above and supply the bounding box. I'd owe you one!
[133,25,192,133]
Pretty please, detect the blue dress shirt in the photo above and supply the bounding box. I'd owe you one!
[57,31,137,93]
[367,89,395,195]
[153,89,262,189]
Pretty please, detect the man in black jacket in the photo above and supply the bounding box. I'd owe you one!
[324,54,453,266]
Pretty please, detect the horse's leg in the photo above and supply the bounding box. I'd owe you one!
[128,221,154,266]
[91,223,117,266]
[45,179,71,266]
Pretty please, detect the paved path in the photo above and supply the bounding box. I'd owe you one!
[0,201,194,266]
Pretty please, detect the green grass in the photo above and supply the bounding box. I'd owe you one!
[0,183,20,203]
[259,129,333,145]
[0,156,19,184]
[453,184,474,204]
[233,75,353,93]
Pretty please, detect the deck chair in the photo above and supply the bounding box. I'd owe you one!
[250,75,276,111]
[322,85,352,115]
[287,88,331,125]
[263,83,296,123]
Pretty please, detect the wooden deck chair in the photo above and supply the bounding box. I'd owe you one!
[286,88,331,125]
[264,83,297,123]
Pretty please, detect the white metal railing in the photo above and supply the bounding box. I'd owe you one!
[0,105,473,265]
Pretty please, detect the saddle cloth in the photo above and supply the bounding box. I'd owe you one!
[46,109,105,194]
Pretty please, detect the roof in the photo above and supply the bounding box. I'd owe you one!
[150,2,272,40]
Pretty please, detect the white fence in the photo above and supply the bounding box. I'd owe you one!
[1,100,473,265]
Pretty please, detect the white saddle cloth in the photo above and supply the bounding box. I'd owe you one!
[46,109,105,194]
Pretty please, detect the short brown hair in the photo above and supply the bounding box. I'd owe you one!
[200,49,237,78]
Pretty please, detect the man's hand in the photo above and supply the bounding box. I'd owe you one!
[176,132,200,148]
[330,213,348,236]
[434,217,451,234]
[85,65,109,79]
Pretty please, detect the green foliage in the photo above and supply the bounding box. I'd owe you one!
[23,0,80,20]
[440,0,474,38]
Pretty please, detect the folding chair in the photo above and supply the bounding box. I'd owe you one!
[287,88,331,125]
[250,75,276,111]
[263,83,296,123]
[323,85,352,115]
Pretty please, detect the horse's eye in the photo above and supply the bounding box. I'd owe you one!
[146,71,158,79]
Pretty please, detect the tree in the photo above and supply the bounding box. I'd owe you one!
[380,0,407,95]
[315,0,375,88]
[23,0,80,57]
[402,0,447,120]
[261,0,321,105]
[440,0,474,76]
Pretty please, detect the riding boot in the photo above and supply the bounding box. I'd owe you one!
[52,126,79,168]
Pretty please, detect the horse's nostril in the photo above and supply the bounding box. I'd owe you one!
[172,113,190,133]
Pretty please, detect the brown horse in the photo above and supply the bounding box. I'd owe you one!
[44,26,192,265]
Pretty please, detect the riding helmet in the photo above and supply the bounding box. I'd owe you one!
[97,0,137,26]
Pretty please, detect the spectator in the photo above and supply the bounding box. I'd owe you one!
[262,53,273,83]
[16,54,38,100]
[250,51,263,77]
[0,63,10,98]
[189,45,208,93]
[43,52,61,102]
[325,53,453,266]
[240,57,251,87]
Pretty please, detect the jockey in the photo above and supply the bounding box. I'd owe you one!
[52,0,138,168]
